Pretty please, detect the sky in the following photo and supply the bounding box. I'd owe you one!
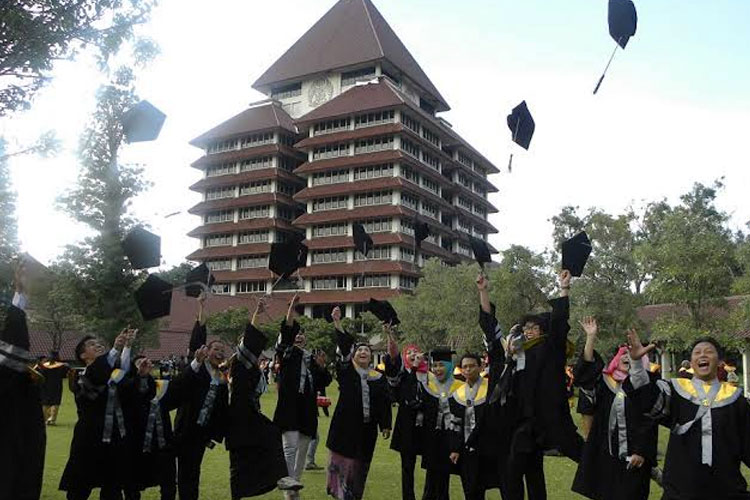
[3,0,750,268]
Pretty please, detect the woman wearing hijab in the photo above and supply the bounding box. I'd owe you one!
[384,329,428,500]
[571,317,657,500]
[327,306,392,500]
[420,348,462,500]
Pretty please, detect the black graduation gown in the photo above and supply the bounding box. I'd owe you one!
[0,304,45,500]
[631,372,750,500]
[572,353,657,500]
[326,328,392,462]
[172,360,228,448]
[59,354,131,492]
[420,374,463,474]
[122,373,184,492]
[39,361,69,405]
[226,335,289,499]
[273,320,319,437]
[385,353,425,456]
[481,298,582,460]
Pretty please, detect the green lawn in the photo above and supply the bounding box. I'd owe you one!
[38,386,683,499]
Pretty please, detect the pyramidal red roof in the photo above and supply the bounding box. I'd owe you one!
[190,101,297,147]
[252,0,449,112]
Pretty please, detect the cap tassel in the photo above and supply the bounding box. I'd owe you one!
[593,40,620,95]
[507,153,514,173]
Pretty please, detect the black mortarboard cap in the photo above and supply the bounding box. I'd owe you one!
[367,298,400,326]
[189,321,207,353]
[243,323,268,358]
[268,240,308,278]
[430,347,455,363]
[594,0,638,94]
[469,236,492,268]
[561,231,592,277]
[122,100,166,143]
[123,227,161,269]
[608,0,638,49]
[135,274,172,321]
[352,223,373,257]
[185,263,214,298]
[414,221,430,248]
[507,101,535,151]
[0,303,30,352]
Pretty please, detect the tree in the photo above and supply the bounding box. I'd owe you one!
[550,206,643,351]
[731,229,750,295]
[0,0,157,116]
[0,139,19,300]
[157,262,195,287]
[391,260,486,352]
[639,181,736,328]
[55,67,155,344]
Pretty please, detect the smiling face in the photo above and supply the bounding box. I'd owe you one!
[79,338,106,365]
[294,332,306,348]
[523,322,542,340]
[432,361,447,382]
[617,352,631,372]
[691,341,720,381]
[353,345,372,368]
[404,346,420,367]
[207,341,227,368]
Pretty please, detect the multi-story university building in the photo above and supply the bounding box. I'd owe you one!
[187,0,499,319]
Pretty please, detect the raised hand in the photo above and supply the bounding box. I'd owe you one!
[626,329,656,361]
[195,345,209,364]
[476,273,489,291]
[136,358,153,377]
[113,328,128,350]
[331,305,342,325]
[559,269,572,289]
[579,316,598,338]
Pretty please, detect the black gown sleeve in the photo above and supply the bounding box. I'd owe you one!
[547,296,570,349]
[378,384,393,432]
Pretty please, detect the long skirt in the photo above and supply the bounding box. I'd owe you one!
[230,443,288,499]
[326,450,371,500]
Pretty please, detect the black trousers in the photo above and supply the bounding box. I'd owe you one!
[65,487,122,500]
[505,447,546,500]
[422,468,450,500]
[177,440,207,500]
[123,455,176,500]
[401,452,417,500]
[459,451,485,500]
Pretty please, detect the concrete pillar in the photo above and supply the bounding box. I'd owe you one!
[661,351,672,380]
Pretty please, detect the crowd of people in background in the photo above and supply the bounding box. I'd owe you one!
[3,261,750,500]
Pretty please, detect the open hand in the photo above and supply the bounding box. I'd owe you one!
[113,328,129,350]
[476,273,489,291]
[579,316,598,338]
[559,269,572,288]
[195,345,209,364]
[626,329,656,361]
[331,306,342,324]
[136,358,153,377]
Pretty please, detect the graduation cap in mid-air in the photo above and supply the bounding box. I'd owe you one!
[506,101,535,172]
[561,231,592,277]
[242,323,269,359]
[430,347,456,363]
[122,227,161,269]
[268,240,308,278]
[352,223,373,257]
[135,274,172,321]
[469,236,492,270]
[367,298,400,326]
[122,100,166,143]
[594,0,638,94]
[185,263,215,298]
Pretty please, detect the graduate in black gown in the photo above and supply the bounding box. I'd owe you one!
[420,348,462,500]
[327,306,392,500]
[627,331,750,500]
[37,351,70,425]
[384,328,427,500]
[59,327,137,500]
[0,268,46,500]
[274,294,325,499]
[479,269,584,500]
[571,317,657,500]
[121,355,183,500]
[226,298,302,499]
[173,316,229,500]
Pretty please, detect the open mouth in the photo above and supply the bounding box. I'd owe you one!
[697,360,710,369]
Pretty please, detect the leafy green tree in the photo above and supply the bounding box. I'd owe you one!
[639,181,736,328]
[157,262,195,287]
[206,307,250,344]
[55,67,155,344]
[0,139,19,300]
[0,0,157,115]
[731,230,750,295]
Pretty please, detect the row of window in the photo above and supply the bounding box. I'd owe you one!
[204,181,298,201]
[207,132,274,154]
[205,155,298,178]
[312,274,391,289]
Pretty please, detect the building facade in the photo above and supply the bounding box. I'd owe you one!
[188,0,499,318]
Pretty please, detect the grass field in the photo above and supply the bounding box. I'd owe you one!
[38,385,689,499]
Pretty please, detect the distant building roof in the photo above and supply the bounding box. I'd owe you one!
[252,0,449,112]
[189,101,297,147]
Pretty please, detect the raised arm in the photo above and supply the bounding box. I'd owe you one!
[196,292,207,326]
[475,274,505,369]
[581,316,597,363]
[250,297,265,328]
[331,306,354,361]
[548,270,572,346]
